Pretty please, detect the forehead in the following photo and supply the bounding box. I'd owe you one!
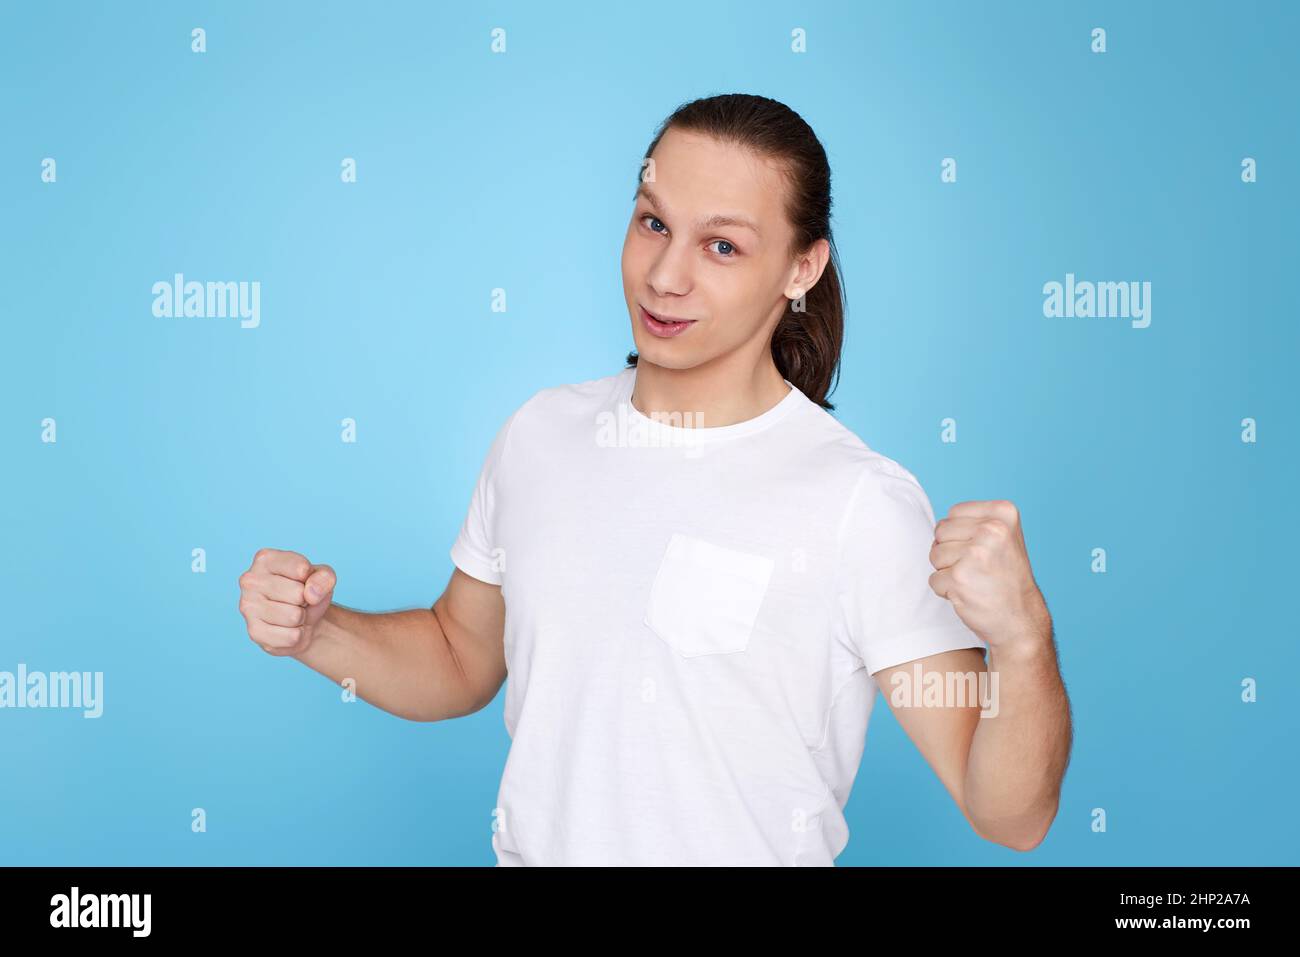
[642,128,789,234]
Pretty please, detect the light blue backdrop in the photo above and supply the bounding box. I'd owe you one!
[2,0,1296,866]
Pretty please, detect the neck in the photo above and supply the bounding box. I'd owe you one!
[630,351,791,428]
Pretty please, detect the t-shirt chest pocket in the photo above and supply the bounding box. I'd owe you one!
[643,532,776,657]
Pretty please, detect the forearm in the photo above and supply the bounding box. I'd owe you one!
[292,603,474,722]
[963,629,1072,849]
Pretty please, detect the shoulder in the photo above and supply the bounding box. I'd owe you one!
[789,400,930,503]
[506,368,627,424]
[781,403,942,554]
[489,368,629,452]
[528,368,628,411]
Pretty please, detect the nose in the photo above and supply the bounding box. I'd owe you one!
[644,242,693,300]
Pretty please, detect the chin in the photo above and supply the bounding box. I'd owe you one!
[633,345,704,372]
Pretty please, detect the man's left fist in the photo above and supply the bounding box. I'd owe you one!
[928,499,1052,650]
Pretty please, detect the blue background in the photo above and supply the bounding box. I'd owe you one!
[2,0,1296,865]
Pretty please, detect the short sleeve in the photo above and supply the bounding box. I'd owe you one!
[449,406,521,586]
[836,460,988,675]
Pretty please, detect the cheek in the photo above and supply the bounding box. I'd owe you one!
[621,236,647,283]
[708,275,765,334]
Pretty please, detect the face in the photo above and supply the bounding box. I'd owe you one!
[621,127,826,373]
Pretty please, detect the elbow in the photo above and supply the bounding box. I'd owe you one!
[403,709,450,724]
[971,802,1058,852]
[1004,828,1048,853]
[392,702,450,723]
[404,698,478,723]
[973,822,1048,853]
[412,684,499,723]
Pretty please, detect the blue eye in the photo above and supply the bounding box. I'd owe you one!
[640,214,738,258]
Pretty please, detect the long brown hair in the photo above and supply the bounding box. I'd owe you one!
[625,93,846,411]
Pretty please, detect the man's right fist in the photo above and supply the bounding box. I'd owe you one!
[237,548,336,657]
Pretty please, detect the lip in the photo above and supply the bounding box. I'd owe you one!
[639,304,697,338]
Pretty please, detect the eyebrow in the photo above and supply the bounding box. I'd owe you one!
[635,185,761,236]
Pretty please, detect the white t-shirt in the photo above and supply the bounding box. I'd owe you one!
[450,366,987,866]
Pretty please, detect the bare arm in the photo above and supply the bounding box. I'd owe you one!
[875,638,1071,851]
[238,549,506,723]
[870,499,1072,852]
[960,629,1071,848]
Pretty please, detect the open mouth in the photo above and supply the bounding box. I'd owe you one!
[639,304,697,338]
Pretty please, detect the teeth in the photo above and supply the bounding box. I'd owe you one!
[645,307,689,326]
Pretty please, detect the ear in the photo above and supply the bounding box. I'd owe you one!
[785,237,831,298]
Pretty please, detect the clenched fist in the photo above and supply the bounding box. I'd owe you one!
[928,500,1051,651]
[237,548,336,657]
